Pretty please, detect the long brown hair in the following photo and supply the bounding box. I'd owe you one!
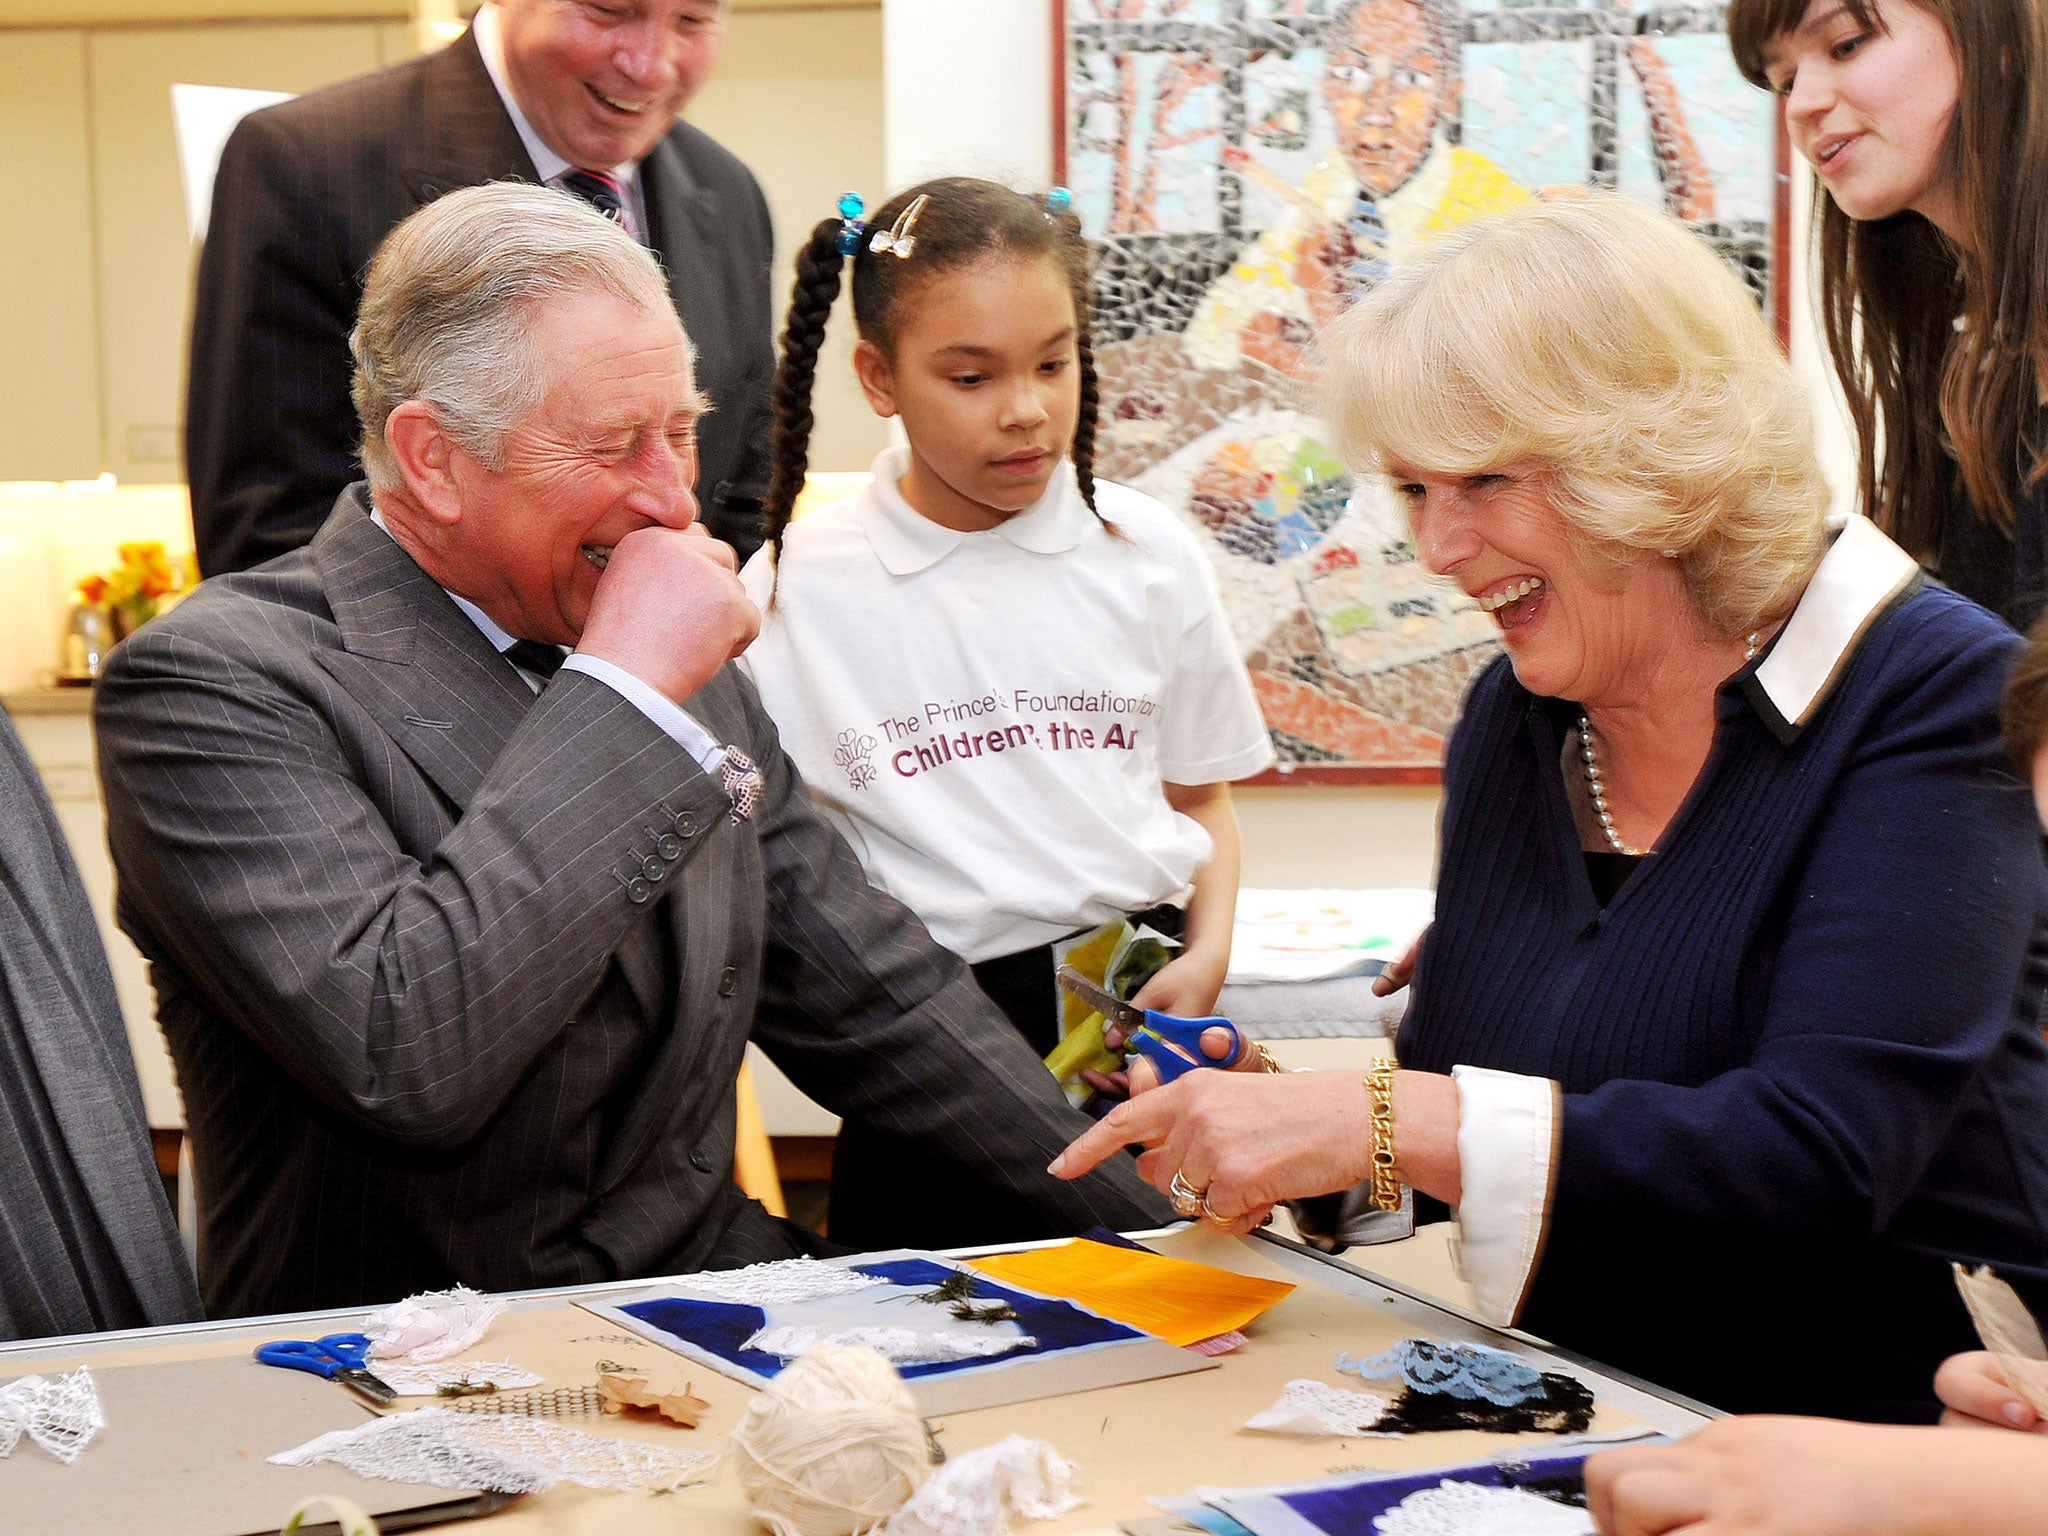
[760,178,1103,575]
[1728,0,2048,554]
[2004,612,2048,773]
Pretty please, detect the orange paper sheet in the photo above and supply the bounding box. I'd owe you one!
[968,1239,1295,1348]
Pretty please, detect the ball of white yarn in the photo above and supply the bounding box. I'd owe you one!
[728,1345,933,1536]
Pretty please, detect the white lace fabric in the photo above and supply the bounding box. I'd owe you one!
[269,1405,712,1494]
[1374,1481,1593,1536]
[361,1285,507,1364]
[746,1324,1039,1365]
[677,1259,884,1306]
[1244,1378,1391,1436]
[0,1368,104,1464]
[371,1358,543,1397]
[885,1435,1081,1536]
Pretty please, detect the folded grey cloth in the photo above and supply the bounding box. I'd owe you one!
[1219,975,1403,1040]
[1290,1183,1416,1252]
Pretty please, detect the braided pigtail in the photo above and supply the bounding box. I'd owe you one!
[762,216,853,598]
[1072,321,1102,517]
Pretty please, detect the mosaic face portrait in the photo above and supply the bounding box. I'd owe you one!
[1064,1,1780,774]
[1323,0,1451,199]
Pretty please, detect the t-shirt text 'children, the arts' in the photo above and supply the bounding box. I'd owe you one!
[843,688,1163,786]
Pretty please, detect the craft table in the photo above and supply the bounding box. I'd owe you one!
[0,1226,1713,1535]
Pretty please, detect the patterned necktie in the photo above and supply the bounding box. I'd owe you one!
[1344,192,1392,290]
[557,167,636,239]
[721,746,762,824]
[503,639,567,681]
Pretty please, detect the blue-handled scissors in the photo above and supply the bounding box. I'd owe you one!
[1056,966,1241,1084]
[254,1331,397,1406]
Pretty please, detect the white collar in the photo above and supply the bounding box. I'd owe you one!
[368,505,522,653]
[1747,513,1924,740]
[856,445,1092,576]
[472,3,637,185]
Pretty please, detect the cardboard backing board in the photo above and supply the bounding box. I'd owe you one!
[0,1353,508,1536]
[584,1296,1215,1418]
[582,1248,1219,1417]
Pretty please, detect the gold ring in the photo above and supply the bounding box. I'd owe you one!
[1168,1169,1206,1219]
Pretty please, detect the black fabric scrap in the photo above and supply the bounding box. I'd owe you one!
[1372,1370,1595,1435]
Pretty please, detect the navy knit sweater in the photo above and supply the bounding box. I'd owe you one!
[1402,578,2048,1421]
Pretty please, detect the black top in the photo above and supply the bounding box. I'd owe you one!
[1581,850,1644,907]
[1934,464,2048,633]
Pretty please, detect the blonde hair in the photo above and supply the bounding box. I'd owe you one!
[350,182,675,494]
[1323,193,1829,638]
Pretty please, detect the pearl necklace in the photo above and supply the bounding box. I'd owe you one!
[1579,631,1760,858]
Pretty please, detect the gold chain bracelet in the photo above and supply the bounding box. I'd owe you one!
[1364,1060,1402,1211]
[1247,1040,1286,1075]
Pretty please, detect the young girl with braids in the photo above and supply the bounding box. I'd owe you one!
[738,177,1274,1249]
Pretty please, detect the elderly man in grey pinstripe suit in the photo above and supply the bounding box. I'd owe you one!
[97,184,1168,1319]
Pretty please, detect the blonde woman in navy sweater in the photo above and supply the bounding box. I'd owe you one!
[1055,193,2048,1422]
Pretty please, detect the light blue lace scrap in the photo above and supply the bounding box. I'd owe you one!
[1336,1338,1547,1406]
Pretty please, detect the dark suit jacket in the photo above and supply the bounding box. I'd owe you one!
[96,488,1167,1318]
[186,30,774,576]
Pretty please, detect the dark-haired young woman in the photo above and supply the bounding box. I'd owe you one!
[736,178,1274,1249]
[1729,0,2048,629]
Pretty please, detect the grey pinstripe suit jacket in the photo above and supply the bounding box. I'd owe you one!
[96,489,1168,1318]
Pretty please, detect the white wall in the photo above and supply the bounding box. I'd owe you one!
[0,17,409,485]
[882,0,1051,189]
[691,3,888,475]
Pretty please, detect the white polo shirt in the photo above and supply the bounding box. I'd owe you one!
[740,448,1274,963]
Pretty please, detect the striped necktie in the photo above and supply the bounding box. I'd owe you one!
[557,167,637,240]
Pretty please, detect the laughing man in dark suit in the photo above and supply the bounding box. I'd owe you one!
[187,0,774,576]
[104,185,1167,1318]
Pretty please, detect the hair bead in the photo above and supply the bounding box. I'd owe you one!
[834,191,867,257]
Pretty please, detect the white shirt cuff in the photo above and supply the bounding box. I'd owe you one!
[559,654,726,775]
[1449,1064,1560,1328]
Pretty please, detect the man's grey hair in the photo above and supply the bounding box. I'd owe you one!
[350,181,675,494]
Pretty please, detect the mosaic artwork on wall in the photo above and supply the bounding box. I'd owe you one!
[1059,0,1784,778]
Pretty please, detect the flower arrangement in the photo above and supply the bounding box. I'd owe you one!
[76,542,197,637]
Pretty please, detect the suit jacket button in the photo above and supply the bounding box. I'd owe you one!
[625,877,652,904]
[640,854,665,880]
[718,965,739,996]
[690,1150,713,1173]
[657,832,684,860]
[676,812,699,838]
